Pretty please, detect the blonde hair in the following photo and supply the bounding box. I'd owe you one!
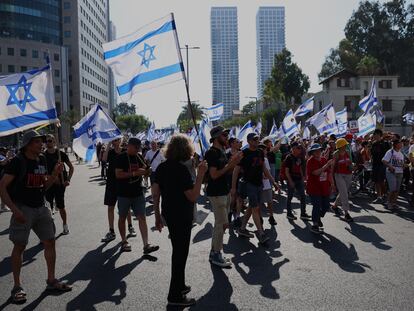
[164,134,194,162]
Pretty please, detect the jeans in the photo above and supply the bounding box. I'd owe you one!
[286,180,306,214]
[163,210,193,301]
[310,195,330,223]
[208,194,230,252]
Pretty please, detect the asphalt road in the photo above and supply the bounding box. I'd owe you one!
[0,159,413,311]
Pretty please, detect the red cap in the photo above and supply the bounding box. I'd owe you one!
[345,133,353,140]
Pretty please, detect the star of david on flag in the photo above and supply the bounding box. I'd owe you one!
[103,13,184,101]
[0,65,58,136]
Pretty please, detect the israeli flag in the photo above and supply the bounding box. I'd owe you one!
[103,14,184,101]
[255,119,263,135]
[403,112,414,125]
[73,104,122,163]
[146,121,156,141]
[357,111,376,137]
[198,118,211,155]
[303,126,311,140]
[281,109,299,138]
[359,78,378,113]
[136,131,146,140]
[308,103,337,134]
[268,119,278,137]
[374,108,385,124]
[294,96,314,117]
[0,65,58,136]
[335,108,348,137]
[204,103,224,122]
[237,120,254,149]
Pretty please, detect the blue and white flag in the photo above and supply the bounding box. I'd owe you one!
[268,119,278,137]
[204,103,224,122]
[357,110,376,137]
[146,121,156,141]
[403,113,414,125]
[359,78,378,113]
[335,108,348,137]
[73,104,122,162]
[0,65,58,136]
[374,108,385,124]
[255,119,262,135]
[294,96,314,117]
[307,103,337,134]
[103,14,184,101]
[198,118,211,155]
[237,120,254,149]
[281,109,299,138]
[303,126,311,140]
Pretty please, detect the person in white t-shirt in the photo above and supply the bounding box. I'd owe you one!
[145,141,165,203]
[258,144,277,226]
[382,139,405,209]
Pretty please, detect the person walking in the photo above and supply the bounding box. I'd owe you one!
[144,140,165,204]
[232,133,277,244]
[101,138,136,243]
[0,130,72,303]
[332,138,354,222]
[115,137,158,254]
[205,126,242,268]
[306,144,334,234]
[382,139,405,210]
[44,134,74,235]
[370,129,390,203]
[152,134,208,307]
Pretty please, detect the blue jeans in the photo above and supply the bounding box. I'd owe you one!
[286,180,306,214]
[309,195,330,223]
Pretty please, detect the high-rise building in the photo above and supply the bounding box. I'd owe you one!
[210,7,240,119]
[62,0,110,117]
[256,6,285,98]
[0,0,70,142]
[108,20,117,114]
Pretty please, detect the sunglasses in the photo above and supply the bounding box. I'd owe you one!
[46,140,54,143]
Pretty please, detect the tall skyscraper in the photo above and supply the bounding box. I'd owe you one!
[108,20,117,114]
[256,6,285,98]
[210,7,240,119]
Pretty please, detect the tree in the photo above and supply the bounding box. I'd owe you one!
[242,101,257,115]
[265,49,310,110]
[176,102,205,132]
[319,0,414,85]
[115,114,150,134]
[356,55,381,75]
[113,102,136,117]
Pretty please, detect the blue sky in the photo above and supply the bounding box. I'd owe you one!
[109,0,383,127]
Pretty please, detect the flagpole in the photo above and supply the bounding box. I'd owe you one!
[171,13,204,155]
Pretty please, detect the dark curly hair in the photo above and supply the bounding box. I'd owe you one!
[163,134,194,162]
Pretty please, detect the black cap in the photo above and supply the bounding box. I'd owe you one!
[210,126,229,140]
[127,137,141,147]
[247,133,259,141]
[290,141,300,149]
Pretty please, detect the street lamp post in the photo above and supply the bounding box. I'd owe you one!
[180,45,200,89]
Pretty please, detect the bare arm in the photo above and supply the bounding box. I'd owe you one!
[184,170,206,203]
[115,168,147,179]
[231,165,241,191]
[65,158,74,181]
[0,174,18,213]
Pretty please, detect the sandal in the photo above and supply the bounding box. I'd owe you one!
[46,279,72,292]
[143,244,159,254]
[11,286,27,303]
[121,241,132,252]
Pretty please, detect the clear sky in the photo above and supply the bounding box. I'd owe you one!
[109,0,373,128]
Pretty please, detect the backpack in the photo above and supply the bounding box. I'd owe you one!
[7,153,48,202]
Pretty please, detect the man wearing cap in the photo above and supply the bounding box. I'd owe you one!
[44,134,74,235]
[232,132,277,244]
[205,126,242,267]
[115,137,159,254]
[0,130,72,303]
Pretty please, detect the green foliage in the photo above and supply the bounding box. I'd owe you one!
[115,114,150,134]
[113,102,136,117]
[242,101,257,115]
[265,49,310,110]
[176,102,205,132]
[319,0,414,85]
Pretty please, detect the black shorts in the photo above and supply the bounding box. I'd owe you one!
[104,182,117,206]
[45,184,66,209]
[149,172,157,185]
[372,164,386,183]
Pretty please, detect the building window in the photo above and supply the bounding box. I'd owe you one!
[406,100,414,111]
[385,117,393,124]
[54,69,60,77]
[7,48,14,56]
[64,31,71,38]
[382,99,392,111]
[54,54,59,61]
[55,85,61,93]
[20,49,27,57]
[21,66,27,72]
[63,2,70,9]
[64,16,71,23]
[379,80,392,89]
[0,64,2,72]
[8,65,15,73]
[337,78,350,87]
[32,50,39,58]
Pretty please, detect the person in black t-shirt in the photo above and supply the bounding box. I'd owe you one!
[226,138,243,227]
[0,130,72,303]
[232,133,277,244]
[370,129,390,203]
[152,134,207,307]
[284,142,310,220]
[101,138,136,242]
[44,134,74,235]
[205,126,242,268]
[115,137,158,254]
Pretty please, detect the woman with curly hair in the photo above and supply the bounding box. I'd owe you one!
[152,134,207,307]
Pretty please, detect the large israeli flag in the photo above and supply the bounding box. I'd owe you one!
[103,14,184,101]
[307,103,337,134]
[255,119,263,135]
[73,104,122,163]
[281,109,299,138]
[268,119,278,137]
[198,118,211,155]
[294,96,314,117]
[359,78,378,113]
[335,108,348,137]
[237,120,254,149]
[204,103,224,122]
[0,65,58,136]
[357,110,376,137]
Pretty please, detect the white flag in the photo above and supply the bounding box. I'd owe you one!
[357,111,376,137]
[204,103,224,122]
[281,109,299,138]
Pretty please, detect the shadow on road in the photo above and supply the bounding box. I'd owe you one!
[192,222,212,244]
[345,222,391,250]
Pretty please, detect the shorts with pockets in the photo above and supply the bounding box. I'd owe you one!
[245,182,262,208]
[117,195,146,218]
[104,181,117,206]
[45,184,66,209]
